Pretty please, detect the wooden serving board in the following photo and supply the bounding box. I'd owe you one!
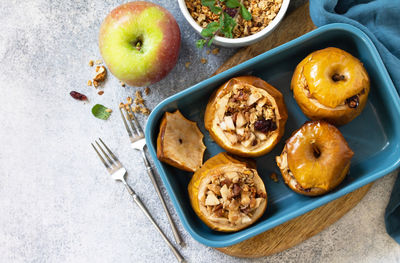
[213,2,373,258]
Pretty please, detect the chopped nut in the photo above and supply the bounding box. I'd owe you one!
[93,80,99,87]
[200,58,207,64]
[185,62,191,68]
[211,48,219,55]
[88,60,94,67]
[87,80,92,86]
[98,90,104,95]
[105,108,112,113]
[144,87,150,95]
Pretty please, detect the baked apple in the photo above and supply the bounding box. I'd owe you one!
[157,110,206,172]
[205,76,288,157]
[188,152,267,232]
[291,47,370,125]
[276,121,354,196]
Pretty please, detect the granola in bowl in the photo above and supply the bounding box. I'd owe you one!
[186,0,283,38]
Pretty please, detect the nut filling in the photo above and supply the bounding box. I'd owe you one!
[201,169,266,226]
[217,83,277,148]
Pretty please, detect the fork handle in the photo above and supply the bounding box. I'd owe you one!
[128,188,185,263]
[140,149,184,246]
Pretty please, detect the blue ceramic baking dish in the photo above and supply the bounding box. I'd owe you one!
[145,23,400,247]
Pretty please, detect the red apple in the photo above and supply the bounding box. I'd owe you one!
[99,1,181,87]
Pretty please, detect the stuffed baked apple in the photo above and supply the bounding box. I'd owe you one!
[205,76,287,157]
[188,152,267,232]
[291,47,370,125]
[276,121,354,196]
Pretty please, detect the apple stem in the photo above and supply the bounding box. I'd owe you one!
[136,41,141,51]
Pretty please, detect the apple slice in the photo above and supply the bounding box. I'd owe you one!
[157,110,206,172]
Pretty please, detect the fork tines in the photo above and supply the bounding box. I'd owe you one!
[119,106,144,139]
[91,138,121,172]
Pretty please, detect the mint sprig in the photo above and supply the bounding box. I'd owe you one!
[92,104,111,120]
[197,0,252,49]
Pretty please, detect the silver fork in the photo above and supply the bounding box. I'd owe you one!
[119,107,183,246]
[91,138,185,263]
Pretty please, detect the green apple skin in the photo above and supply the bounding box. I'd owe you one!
[99,1,181,87]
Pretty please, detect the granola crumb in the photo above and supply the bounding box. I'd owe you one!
[93,66,107,86]
[141,107,151,115]
[105,108,112,113]
[212,48,220,55]
[87,80,92,86]
[185,62,191,68]
[119,102,125,108]
[98,90,104,95]
[135,90,142,99]
[206,50,210,55]
[200,58,207,64]
[145,87,150,95]
[120,81,126,87]
[95,59,103,65]
[89,60,94,67]
[127,96,133,105]
[134,98,144,105]
[132,105,141,113]
[270,172,279,183]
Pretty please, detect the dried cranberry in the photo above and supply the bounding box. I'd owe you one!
[70,91,87,101]
[254,119,277,133]
[225,7,238,18]
[232,183,241,197]
[346,95,359,108]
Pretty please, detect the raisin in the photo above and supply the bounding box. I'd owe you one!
[70,91,87,101]
[225,7,238,18]
[254,119,277,133]
[346,95,359,108]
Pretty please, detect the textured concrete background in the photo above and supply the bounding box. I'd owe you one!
[1,0,399,262]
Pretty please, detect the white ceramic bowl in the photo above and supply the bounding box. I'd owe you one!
[178,0,290,48]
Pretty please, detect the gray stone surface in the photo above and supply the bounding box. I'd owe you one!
[0,0,399,262]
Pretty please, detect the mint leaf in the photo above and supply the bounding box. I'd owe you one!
[196,39,207,49]
[225,0,240,8]
[240,4,252,21]
[92,104,111,120]
[207,36,215,47]
[201,0,222,14]
[201,22,220,37]
[220,12,236,38]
